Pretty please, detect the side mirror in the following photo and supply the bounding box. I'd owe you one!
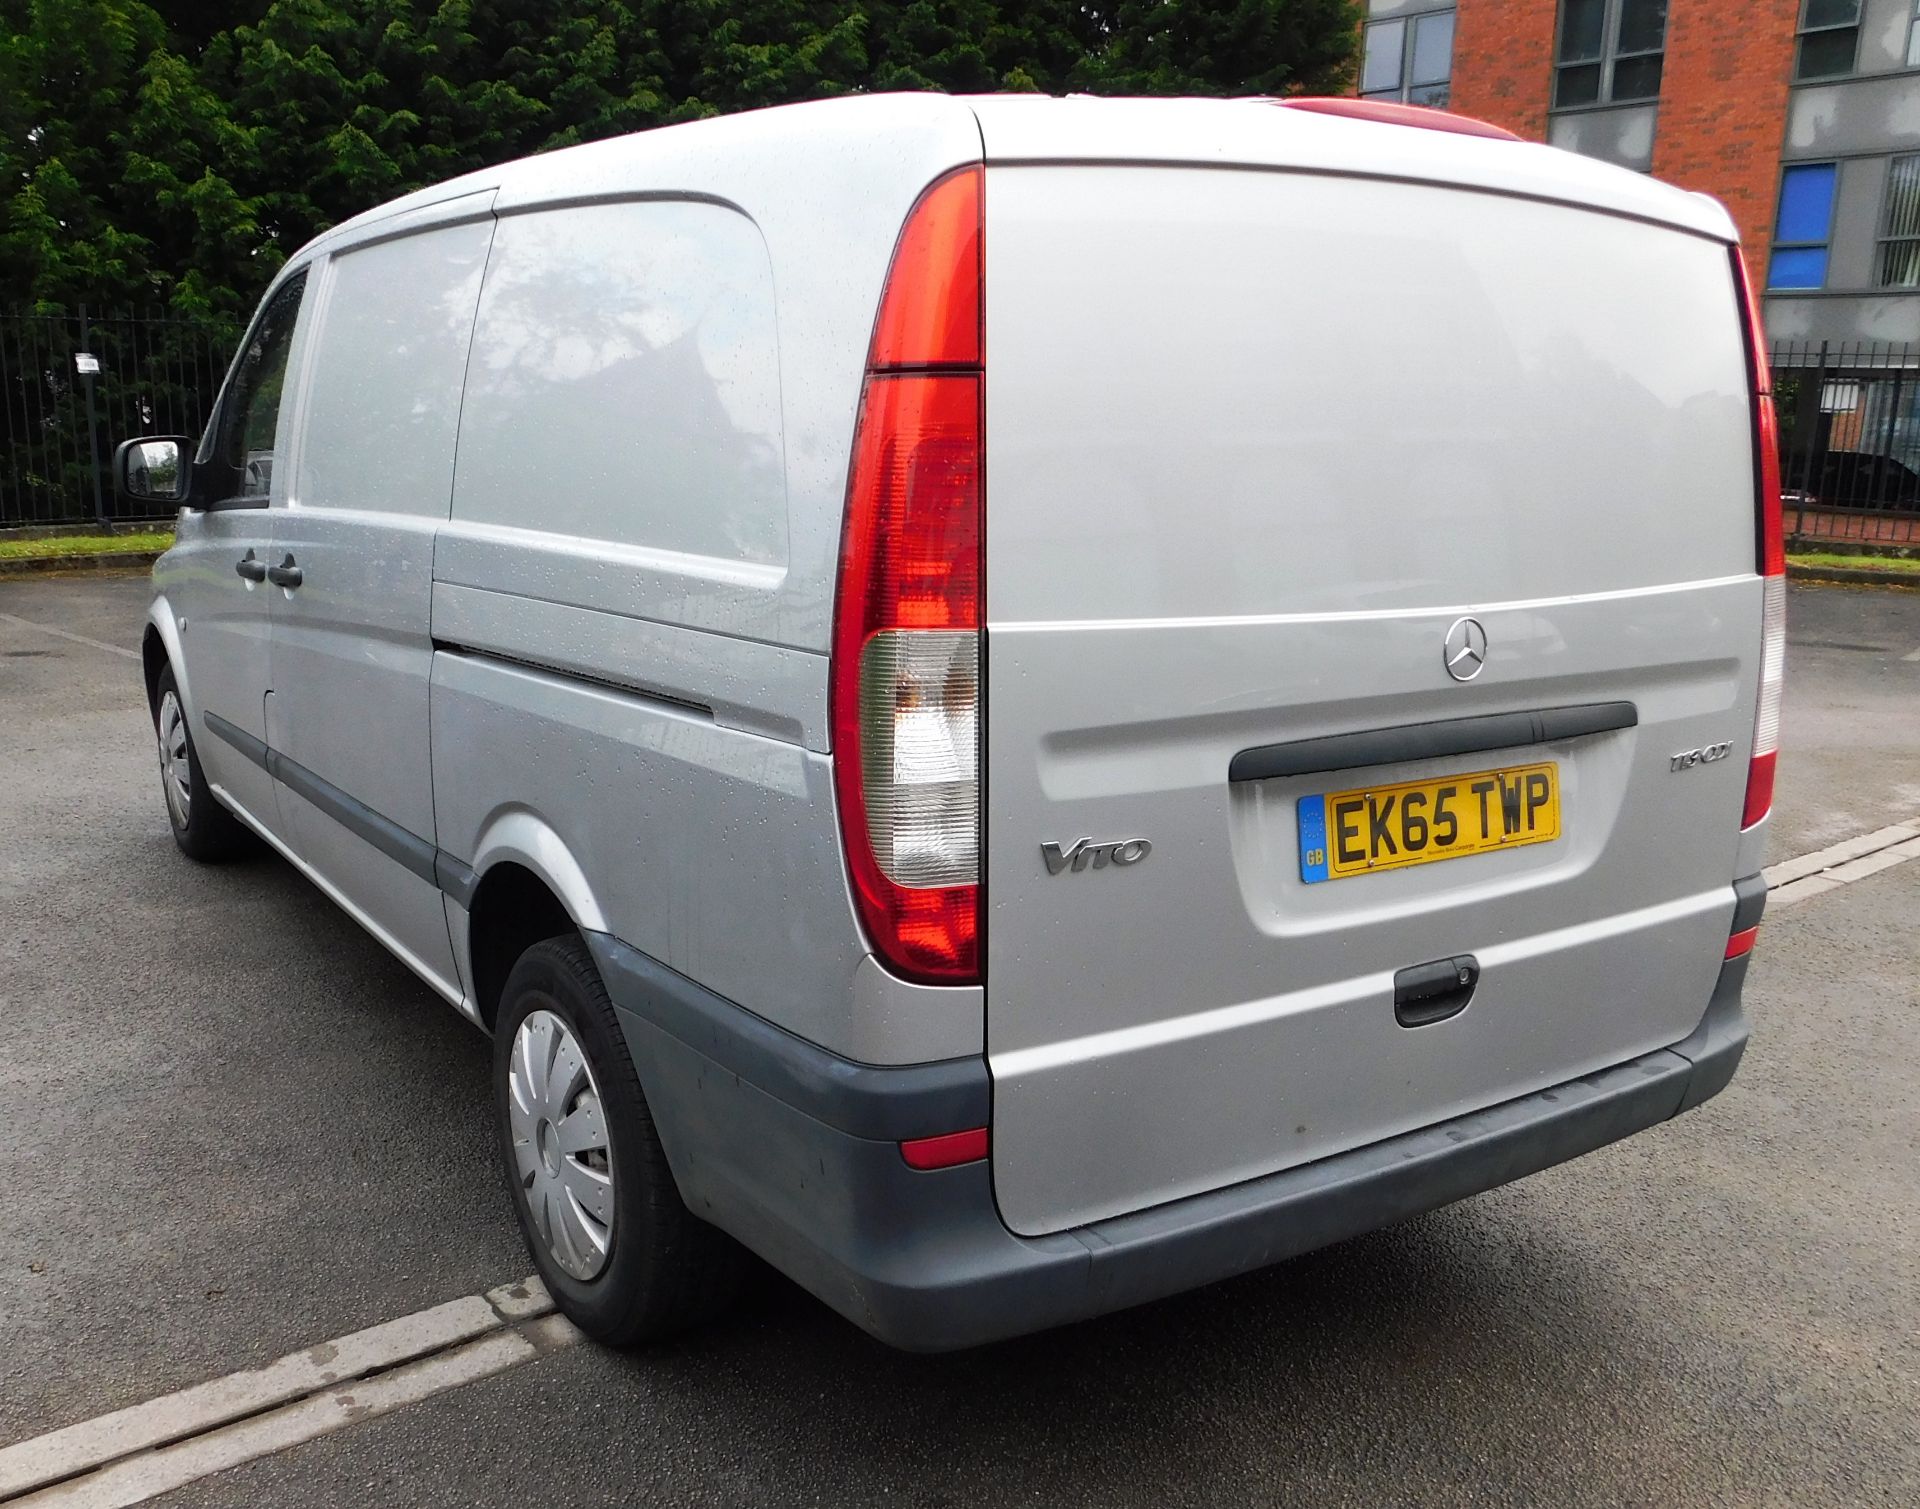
[112,436,192,506]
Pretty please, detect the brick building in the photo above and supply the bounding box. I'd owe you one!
[1356,0,1920,505]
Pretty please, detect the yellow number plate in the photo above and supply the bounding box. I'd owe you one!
[1297,762,1561,883]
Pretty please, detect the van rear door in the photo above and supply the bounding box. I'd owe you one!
[981,160,1762,1237]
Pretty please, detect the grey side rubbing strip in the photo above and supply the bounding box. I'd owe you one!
[1731,872,1767,934]
[1228,701,1639,784]
[435,852,480,909]
[203,710,269,770]
[267,752,440,885]
[204,710,440,887]
[585,931,989,1142]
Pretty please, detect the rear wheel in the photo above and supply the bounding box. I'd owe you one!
[153,664,255,861]
[493,935,746,1345]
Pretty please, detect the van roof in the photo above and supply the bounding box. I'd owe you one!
[297,92,1736,267]
[963,94,1736,242]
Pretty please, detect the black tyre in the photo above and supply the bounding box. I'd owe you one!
[152,663,257,861]
[493,935,746,1345]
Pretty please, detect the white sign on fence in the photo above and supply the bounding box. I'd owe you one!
[72,352,100,375]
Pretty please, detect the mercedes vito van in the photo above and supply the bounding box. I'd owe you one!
[121,93,1780,1351]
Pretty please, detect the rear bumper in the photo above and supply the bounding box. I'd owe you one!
[589,934,1752,1353]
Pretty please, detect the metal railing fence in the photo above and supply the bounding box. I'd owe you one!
[0,306,238,528]
[1770,340,1920,545]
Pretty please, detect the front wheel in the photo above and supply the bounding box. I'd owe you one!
[494,935,746,1345]
[152,664,256,861]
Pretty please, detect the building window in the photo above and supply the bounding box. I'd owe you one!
[1554,0,1668,108]
[1879,155,1920,288]
[1360,9,1455,107]
[1908,0,1920,67]
[1796,0,1860,81]
[1769,163,1839,290]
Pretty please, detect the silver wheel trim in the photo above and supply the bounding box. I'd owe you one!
[507,1008,615,1282]
[156,691,191,829]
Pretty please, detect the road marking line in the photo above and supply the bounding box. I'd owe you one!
[1765,819,1920,907]
[1904,647,1920,661]
[0,1279,571,1506]
[0,612,139,662]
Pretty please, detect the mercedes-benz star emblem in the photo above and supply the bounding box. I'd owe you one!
[1444,616,1488,682]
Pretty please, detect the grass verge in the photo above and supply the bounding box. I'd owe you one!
[0,530,173,562]
[1788,551,1920,575]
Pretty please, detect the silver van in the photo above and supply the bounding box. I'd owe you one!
[122,93,1782,1351]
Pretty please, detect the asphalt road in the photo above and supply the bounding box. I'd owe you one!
[1,575,1916,1507]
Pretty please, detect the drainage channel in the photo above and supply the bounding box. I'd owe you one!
[1764,819,1920,907]
[0,1278,580,1508]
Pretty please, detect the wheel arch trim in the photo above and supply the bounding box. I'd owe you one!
[144,596,189,719]
[457,810,609,936]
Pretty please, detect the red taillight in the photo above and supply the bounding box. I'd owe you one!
[1725,925,1760,960]
[1732,250,1785,830]
[831,167,984,984]
[900,1126,989,1171]
[1734,251,1786,577]
[841,376,980,632]
[1743,740,1779,830]
[868,168,981,370]
[1753,392,1786,578]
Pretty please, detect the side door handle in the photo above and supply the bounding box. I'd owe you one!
[265,554,303,589]
[234,550,267,583]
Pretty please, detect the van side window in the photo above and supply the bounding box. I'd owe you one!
[296,220,494,516]
[213,271,307,502]
[453,201,787,564]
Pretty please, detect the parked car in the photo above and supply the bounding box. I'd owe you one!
[119,93,1781,1351]
[1803,449,1920,511]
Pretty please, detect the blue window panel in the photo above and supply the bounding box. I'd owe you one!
[1769,246,1830,290]
[1775,164,1837,245]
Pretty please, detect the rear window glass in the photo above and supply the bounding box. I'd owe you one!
[452,201,787,566]
[983,166,1754,620]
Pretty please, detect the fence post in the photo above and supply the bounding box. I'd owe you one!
[1812,340,1831,528]
[79,301,108,529]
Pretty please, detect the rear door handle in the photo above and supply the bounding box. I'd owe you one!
[234,551,267,583]
[1394,955,1479,1028]
[265,555,303,589]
